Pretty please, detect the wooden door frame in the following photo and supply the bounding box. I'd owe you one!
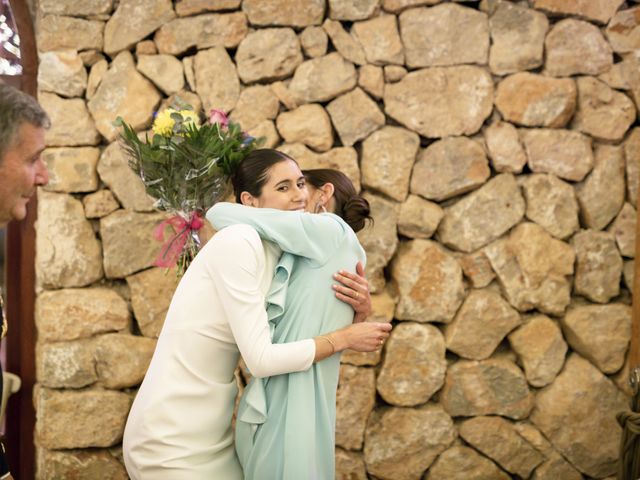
[3,0,38,478]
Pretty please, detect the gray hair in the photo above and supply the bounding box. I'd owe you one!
[0,82,50,161]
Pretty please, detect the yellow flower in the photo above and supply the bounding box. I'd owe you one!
[152,108,177,137]
[152,108,201,137]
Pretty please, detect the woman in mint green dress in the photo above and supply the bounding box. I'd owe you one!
[208,166,375,480]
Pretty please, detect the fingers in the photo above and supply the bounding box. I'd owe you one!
[356,261,366,278]
[334,290,358,308]
[334,270,368,289]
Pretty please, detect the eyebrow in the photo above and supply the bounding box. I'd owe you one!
[275,176,305,187]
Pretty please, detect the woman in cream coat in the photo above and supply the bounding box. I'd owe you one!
[122,151,390,479]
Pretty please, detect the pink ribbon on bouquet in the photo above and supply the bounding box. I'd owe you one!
[153,211,204,268]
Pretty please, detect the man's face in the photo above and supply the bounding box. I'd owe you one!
[0,122,48,225]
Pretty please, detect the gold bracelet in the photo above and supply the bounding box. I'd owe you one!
[319,335,337,354]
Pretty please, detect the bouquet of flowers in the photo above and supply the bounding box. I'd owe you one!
[114,104,262,275]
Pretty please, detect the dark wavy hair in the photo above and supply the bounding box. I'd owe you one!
[231,148,296,203]
[303,169,371,233]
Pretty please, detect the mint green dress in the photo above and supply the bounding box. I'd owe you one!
[207,203,366,480]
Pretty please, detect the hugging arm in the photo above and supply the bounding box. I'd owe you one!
[207,202,343,264]
[207,227,389,377]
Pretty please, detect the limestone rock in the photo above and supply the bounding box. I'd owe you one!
[484,223,575,315]
[352,14,404,65]
[299,26,328,58]
[426,445,510,480]
[341,289,395,366]
[39,0,114,16]
[79,50,105,67]
[384,66,493,138]
[37,449,127,480]
[154,13,247,55]
[247,120,280,148]
[400,4,488,67]
[364,405,456,480]
[242,0,324,27]
[356,193,399,291]
[136,40,159,55]
[97,142,155,212]
[384,65,407,82]
[95,333,156,388]
[459,416,544,478]
[572,76,636,142]
[136,55,184,96]
[533,456,585,480]
[495,73,576,128]
[323,19,366,66]
[441,358,533,419]
[335,365,376,450]
[36,288,129,342]
[175,0,241,16]
[362,126,419,201]
[383,0,441,12]
[521,128,593,182]
[194,47,240,113]
[458,250,495,288]
[230,85,280,131]
[484,121,527,174]
[532,0,625,24]
[36,192,103,288]
[42,147,100,193]
[36,388,132,449]
[437,174,525,253]
[522,173,579,240]
[609,202,636,257]
[327,87,385,146]
[290,54,358,105]
[37,15,104,52]
[329,0,379,20]
[38,50,87,98]
[572,230,623,304]
[626,128,640,205]
[562,303,631,374]
[530,354,628,478]
[391,240,465,323]
[508,315,567,387]
[358,64,384,99]
[576,144,625,230]
[40,93,100,147]
[410,136,490,202]
[37,339,97,389]
[236,28,302,83]
[83,190,120,219]
[103,0,175,55]
[336,448,366,480]
[377,322,446,406]
[624,259,635,294]
[100,210,169,279]
[278,143,361,191]
[270,81,298,110]
[86,59,108,100]
[398,195,443,239]
[88,51,161,142]
[126,267,181,337]
[545,19,613,77]
[489,2,548,75]
[445,288,521,360]
[606,7,640,53]
[276,104,333,152]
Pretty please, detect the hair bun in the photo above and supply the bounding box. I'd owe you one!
[342,195,371,233]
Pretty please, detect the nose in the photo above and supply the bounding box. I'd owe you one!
[292,183,308,203]
[35,157,49,186]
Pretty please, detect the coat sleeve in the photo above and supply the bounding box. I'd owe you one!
[207,203,345,265]
[205,225,315,378]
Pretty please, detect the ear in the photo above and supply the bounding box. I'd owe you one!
[240,191,258,207]
[319,183,335,206]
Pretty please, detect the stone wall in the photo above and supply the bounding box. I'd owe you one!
[32,0,639,478]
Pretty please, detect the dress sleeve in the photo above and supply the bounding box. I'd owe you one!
[206,225,315,378]
[207,203,344,264]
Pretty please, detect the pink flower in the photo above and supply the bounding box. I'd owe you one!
[209,108,228,128]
